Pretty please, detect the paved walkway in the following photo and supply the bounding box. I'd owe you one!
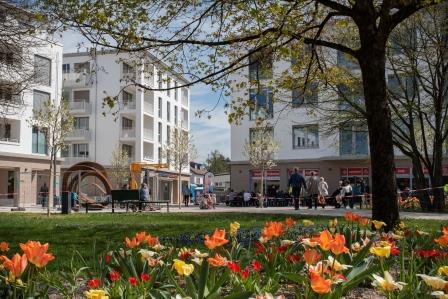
[1,204,448,220]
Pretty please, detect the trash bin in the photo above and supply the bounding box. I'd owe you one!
[61,192,71,214]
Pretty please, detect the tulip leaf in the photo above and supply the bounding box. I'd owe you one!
[198,260,210,299]
[222,291,254,299]
[186,275,198,299]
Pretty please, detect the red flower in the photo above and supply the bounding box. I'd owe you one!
[254,241,266,254]
[277,245,288,254]
[266,253,273,261]
[109,271,121,282]
[87,278,101,289]
[105,254,111,264]
[128,277,139,286]
[287,254,302,263]
[251,260,262,272]
[227,261,241,273]
[391,247,400,256]
[416,249,441,258]
[240,266,250,279]
[140,272,151,282]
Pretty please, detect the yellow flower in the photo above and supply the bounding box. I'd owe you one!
[303,220,314,227]
[431,291,448,299]
[328,218,338,228]
[372,220,387,230]
[84,289,109,299]
[172,259,194,276]
[417,274,447,290]
[438,266,448,276]
[416,230,429,236]
[372,271,406,292]
[326,256,352,272]
[398,222,406,229]
[230,222,240,237]
[370,243,391,258]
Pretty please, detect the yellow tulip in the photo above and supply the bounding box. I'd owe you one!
[370,245,391,258]
[329,218,338,228]
[431,291,448,299]
[372,271,406,292]
[438,266,448,276]
[172,259,194,276]
[303,220,314,227]
[417,274,447,290]
[230,222,240,237]
[372,220,387,230]
[84,290,109,299]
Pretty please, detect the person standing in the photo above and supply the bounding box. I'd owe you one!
[288,168,306,210]
[341,180,353,209]
[40,183,49,208]
[306,172,320,209]
[318,177,328,209]
[182,185,190,207]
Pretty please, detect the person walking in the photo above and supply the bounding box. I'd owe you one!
[40,183,49,208]
[288,168,306,210]
[306,172,320,209]
[182,185,191,207]
[318,177,328,209]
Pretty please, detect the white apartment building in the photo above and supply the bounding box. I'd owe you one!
[0,2,63,206]
[62,51,191,203]
[230,50,448,195]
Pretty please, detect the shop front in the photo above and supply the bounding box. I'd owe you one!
[340,167,370,194]
[250,169,280,195]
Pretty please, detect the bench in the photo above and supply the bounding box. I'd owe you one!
[111,190,170,213]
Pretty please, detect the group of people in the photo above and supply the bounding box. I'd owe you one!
[199,193,216,209]
[288,168,329,210]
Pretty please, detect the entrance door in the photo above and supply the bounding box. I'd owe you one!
[160,181,172,202]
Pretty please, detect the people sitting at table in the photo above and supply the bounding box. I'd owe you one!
[243,190,251,206]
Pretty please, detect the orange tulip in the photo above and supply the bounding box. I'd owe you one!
[357,218,370,226]
[204,229,229,250]
[317,230,333,251]
[1,253,27,278]
[261,222,285,241]
[125,237,140,249]
[207,254,228,267]
[344,212,361,222]
[284,217,296,228]
[19,241,54,268]
[330,234,349,255]
[304,249,321,265]
[442,226,448,235]
[310,272,332,294]
[0,242,9,252]
[145,235,159,247]
[435,234,448,247]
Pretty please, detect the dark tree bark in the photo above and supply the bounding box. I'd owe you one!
[412,156,430,211]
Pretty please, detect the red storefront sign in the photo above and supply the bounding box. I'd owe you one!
[251,170,280,180]
[422,166,448,176]
[287,168,319,177]
[395,167,411,175]
[340,167,369,176]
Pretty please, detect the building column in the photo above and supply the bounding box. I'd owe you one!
[19,167,31,207]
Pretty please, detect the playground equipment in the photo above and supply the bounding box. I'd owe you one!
[129,162,169,189]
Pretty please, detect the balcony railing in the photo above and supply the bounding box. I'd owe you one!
[69,101,91,113]
[119,100,136,110]
[0,137,19,143]
[121,128,136,138]
[143,154,154,161]
[63,73,93,87]
[143,128,154,141]
[67,129,91,140]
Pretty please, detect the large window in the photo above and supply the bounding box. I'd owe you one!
[158,97,162,118]
[167,101,171,122]
[249,127,273,143]
[339,126,368,155]
[74,62,90,74]
[62,63,70,74]
[122,91,133,105]
[0,123,11,139]
[72,143,89,157]
[122,117,133,130]
[74,117,89,130]
[292,82,318,107]
[33,90,50,111]
[249,50,273,81]
[388,74,415,98]
[174,106,178,125]
[32,126,47,154]
[34,55,51,86]
[158,122,162,142]
[167,125,171,143]
[292,125,319,149]
[73,90,89,102]
[249,88,273,120]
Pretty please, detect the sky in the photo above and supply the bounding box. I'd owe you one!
[62,31,230,163]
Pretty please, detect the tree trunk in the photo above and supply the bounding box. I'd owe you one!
[431,141,445,211]
[260,169,264,208]
[359,39,399,229]
[178,170,182,209]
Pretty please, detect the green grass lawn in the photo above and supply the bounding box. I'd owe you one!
[0,212,445,270]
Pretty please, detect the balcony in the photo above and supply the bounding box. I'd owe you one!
[68,101,91,114]
[143,142,154,161]
[0,118,20,144]
[143,128,154,141]
[144,99,154,115]
[63,73,93,88]
[119,100,136,111]
[120,128,136,139]
[0,136,19,143]
[67,129,91,141]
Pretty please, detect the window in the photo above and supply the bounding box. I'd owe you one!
[62,64,70,74]
[292,82,318,107]
[174,81,178,100]
[158,122,162,142]
[292,125,319,149]
[122,91,133,105]
[74,62,90,74]
[158,97,162,118]
[123,62,134,74]
[122,117,133,130]
[249,49,273,81]
[122,144,133,158]
[73,90,89,102]
[337,84,364,110]
[337,51,358,69]
[167,101,171,122]
[167,125,171,143]
[33,90,50,111]
[174,106,178,125]
[0,123,11,139]
[158,71,163,89]
[339,126,368,155]
[61,147,69,157]
[158,147,162,163]
[249,127,273,143]
[32,126,47,154]
[388,74,415,98]
[167,78,171,96]
[249,88,273,120]
[72,143,89,157]
[74,117,89,130]
[34,55,51,86]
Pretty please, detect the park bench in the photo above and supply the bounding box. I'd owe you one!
[110,190,170,213]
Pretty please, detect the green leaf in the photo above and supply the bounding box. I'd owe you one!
[222,291,254,299]
[186,275,198,299]
[198,260,210,299]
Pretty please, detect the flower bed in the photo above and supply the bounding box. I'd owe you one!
[1,213,448,299]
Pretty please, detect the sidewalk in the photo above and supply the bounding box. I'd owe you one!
[1,204,448,220]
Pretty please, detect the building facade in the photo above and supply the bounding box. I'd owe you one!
[230,50,448,196]
[0,2,63,206]
[62,51,191,203]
